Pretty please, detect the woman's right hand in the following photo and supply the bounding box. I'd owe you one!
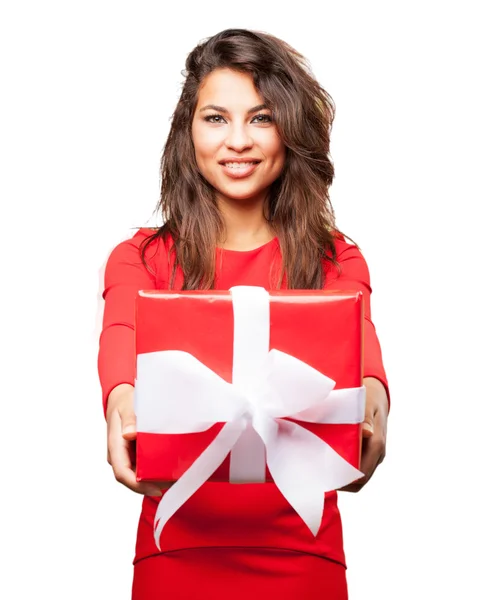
[106,383,172,496]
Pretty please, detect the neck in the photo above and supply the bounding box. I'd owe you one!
[217,194,275,250]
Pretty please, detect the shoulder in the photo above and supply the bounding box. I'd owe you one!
[107,227,169,261]
[324,231,369,280]
[323,230,371,284]
[330,230,364,261]
[102,228,174,287]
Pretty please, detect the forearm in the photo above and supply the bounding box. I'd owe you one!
[99,322,136,417]
[98,232,160,419]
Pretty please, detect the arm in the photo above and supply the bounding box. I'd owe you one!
[98,231,157,418]
[98,230,169,495]
[324,242,390,407]
[324,241,389,491]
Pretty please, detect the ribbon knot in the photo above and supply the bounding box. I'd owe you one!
[237,383,268,419]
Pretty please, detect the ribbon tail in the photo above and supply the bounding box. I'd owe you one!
[260,418,363,536]
[153,419,246,550]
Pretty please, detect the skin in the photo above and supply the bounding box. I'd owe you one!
[191,68,286,250]
[106,68,388,496]
[341,377,388,492]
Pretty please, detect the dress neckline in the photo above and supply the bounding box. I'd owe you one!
[216,237,278,254]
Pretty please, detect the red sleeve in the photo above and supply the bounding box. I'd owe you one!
[324,241,390,408]
[97,229,162,418]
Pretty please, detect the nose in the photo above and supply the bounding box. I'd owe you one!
[224,122,253,152]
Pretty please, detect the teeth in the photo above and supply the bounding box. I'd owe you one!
[224,162,256,168]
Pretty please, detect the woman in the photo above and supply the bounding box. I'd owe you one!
[98,28,389,599]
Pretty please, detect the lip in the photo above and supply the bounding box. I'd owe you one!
[218,157,262,164]
[219,158,262,179]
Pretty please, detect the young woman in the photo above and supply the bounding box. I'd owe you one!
[98,28,389,600]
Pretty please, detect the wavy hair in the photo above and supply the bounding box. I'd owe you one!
[140,28,354,289]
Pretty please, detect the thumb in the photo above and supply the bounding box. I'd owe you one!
[119,404,137,440]
[362,414,374,437]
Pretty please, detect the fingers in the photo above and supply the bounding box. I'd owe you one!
[340,413,387,493]
[361,421,374,438]
[359,437,382,481]
[358,432,386,488]
[361,403,376,438]
[340,439,377,493]
[361,376,389,438]
[118,400,137,441]
[107,406,165,496]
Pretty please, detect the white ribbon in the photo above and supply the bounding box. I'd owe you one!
[134,286,365,550]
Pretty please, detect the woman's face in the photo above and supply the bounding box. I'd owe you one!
[191,68,286,208]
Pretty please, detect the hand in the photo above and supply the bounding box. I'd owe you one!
[340,377,388,493]
[106,383,173,496]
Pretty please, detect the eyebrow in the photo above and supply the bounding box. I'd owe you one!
[199,103,269,114]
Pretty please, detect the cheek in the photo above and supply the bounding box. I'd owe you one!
[261,132,285,161]
[191,125,207,164]
[192,125,222,163]
[268,143,286,172]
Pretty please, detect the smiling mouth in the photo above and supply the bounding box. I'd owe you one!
[221,161,260,168]
[219,160,261,179]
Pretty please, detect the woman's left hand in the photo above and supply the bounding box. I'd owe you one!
[340,376,389,493]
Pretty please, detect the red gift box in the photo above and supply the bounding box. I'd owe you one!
[134,288,364,484]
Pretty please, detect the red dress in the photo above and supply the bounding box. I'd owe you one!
[98,229,389,600]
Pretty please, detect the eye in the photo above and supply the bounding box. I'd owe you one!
[252,113,273,124]
[203,113,273,124]
[204,114,226,124]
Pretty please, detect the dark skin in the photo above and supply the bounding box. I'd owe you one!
[341,376,388,492]
[106,377,388,496]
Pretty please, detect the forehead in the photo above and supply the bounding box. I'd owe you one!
[196,68,264,108]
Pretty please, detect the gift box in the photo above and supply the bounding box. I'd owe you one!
[134,287,366,548]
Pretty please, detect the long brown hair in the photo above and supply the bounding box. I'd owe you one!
[140,28,354,289]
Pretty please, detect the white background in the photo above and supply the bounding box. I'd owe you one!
[1,1,478,598]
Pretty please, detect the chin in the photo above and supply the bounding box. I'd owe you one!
[214,180,270,201]
[218,188,266,203]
